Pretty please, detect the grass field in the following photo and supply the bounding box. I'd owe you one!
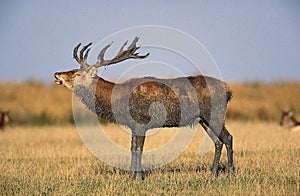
[0,80,299,194]
[0,122,299,195]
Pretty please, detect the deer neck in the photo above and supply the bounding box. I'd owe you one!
[283,115,299,128]
[73,76,116,122]
[290,116,300,126]
[289,116,300,131]
[0,114,5,129]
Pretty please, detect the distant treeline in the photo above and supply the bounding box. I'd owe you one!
[0,80,299,126]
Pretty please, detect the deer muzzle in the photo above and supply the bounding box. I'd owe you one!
[54,72,63,85]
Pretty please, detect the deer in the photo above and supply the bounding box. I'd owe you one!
[54,37,235,179]
[280,110,300,132]
[0,111,10,131]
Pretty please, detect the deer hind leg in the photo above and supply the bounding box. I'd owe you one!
[130,131,146,180]
[199,120,223,177]
[219,126,235,176]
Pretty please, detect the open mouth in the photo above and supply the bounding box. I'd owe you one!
[55,80,62,85]
[54,75,63,85]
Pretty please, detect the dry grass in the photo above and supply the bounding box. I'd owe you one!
[0,80,299,194]
[0,122,299,195]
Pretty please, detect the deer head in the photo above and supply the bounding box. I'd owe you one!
[54,37,149,91]
[280,110,294,127]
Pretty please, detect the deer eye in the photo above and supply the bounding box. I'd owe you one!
[76,73,81,76]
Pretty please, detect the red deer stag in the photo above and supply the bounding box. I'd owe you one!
[54,37,235,179]
[280,110,300,132]
[0,111,10,131]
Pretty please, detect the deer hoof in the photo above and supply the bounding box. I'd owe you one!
[130,171,145,180]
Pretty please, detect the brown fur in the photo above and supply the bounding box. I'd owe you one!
[72,75,232,130]
[0,111,10,131]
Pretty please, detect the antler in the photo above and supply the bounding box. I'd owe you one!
[73,37,149,70]
[73,42,92,70]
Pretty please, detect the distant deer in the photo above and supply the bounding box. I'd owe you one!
[280,110,300,132]
[54,37,234,179]
[0,111,10,131]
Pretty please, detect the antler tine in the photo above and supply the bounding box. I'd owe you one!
[128,36,139,50]
[83,48,91,63]
[92,36,149,68]
[73,43,82,64]
[95,41,113,66]
[125,36,149,59]
[118,40,128,54]
[131,50,150,59]
[80,42,92,60]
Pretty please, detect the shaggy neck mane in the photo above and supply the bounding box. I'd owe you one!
[74,77,116,123]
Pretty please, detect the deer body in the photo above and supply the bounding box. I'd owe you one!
[54,37,234,179]
[71,74,231,129]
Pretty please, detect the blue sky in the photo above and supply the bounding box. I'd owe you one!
[0,1,299,82]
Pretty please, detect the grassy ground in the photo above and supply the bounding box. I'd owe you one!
[0,122,299,195]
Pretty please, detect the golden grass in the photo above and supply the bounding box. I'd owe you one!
[0,122,299,195]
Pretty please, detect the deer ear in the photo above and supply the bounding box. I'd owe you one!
[88,67,98,78]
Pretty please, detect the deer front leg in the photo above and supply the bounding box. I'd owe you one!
[130,133,146,180]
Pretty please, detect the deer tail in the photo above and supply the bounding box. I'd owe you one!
[224,82,233,102]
